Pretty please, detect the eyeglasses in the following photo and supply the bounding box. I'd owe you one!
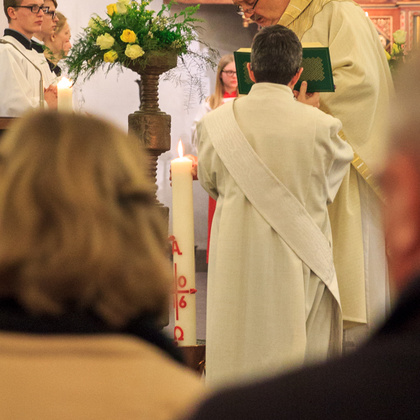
[13,5,49,14]
[235,0,260,16]
[44,8,57,19]
[222,70,237,77]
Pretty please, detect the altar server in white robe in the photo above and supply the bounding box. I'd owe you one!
[0,0,57,117]
[234,0,394,348]
[197,25,353,387]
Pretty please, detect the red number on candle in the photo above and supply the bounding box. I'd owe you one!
[178,275,187,288]
[179,295,187,308]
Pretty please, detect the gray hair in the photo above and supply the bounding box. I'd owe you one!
[251,25,302,85]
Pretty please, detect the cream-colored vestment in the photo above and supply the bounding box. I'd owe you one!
[197,83,353,386]
[280,0,394,341]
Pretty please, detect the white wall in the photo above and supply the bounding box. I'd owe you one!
[0,1,257,250]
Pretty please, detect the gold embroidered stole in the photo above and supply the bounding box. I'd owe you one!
[279,0,358,39]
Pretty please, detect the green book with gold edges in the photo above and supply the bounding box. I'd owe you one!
[234,43,335,94]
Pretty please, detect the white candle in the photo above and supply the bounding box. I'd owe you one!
[57,77,73,112]
[171,140,196,347]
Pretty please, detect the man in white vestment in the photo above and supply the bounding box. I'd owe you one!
[0,0,57,116]
[233,0,394,348]
[197,25,353,386]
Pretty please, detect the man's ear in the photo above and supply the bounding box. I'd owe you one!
[289,67,304,88]
[247,62,256,83]
[7,7,17,21]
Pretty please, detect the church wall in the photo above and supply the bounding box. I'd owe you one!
[361,1,420,50]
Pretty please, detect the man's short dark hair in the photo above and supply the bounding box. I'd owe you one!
[4,0,22,22]
[251,25,302,85]
[45,0,58,8]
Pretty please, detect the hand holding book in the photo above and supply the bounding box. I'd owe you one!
[294,81,320,108]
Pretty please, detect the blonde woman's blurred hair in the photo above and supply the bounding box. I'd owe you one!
[208,54,237,109]
[0,111,172,327]
[54,11,67,34]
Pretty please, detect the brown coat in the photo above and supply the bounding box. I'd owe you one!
[0,332,206,420]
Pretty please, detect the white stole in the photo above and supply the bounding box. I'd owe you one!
[205,101,341,307]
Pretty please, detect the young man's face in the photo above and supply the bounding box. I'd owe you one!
[39,0,59,37]
[8,0,45,39]
[234,0,290,27]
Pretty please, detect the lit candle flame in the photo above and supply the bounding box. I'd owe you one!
[365,11,369,17]
[177,139,184,158]
[57,76,73,89]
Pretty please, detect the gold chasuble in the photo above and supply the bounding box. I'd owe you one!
[279,0,393,328]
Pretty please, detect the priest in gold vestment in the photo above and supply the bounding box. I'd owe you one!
[236,0,394,345]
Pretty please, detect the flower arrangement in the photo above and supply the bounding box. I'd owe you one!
[65,0,214,82]
[385,29,407,75]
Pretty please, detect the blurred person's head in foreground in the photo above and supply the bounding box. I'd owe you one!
[0,110,172,329]
[382,51,420,295]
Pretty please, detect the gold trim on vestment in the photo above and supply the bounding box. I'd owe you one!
[338,130,383,201]
[351,153,382,201]
[279,0,359,39]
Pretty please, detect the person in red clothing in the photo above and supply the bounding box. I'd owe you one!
[190,54,239,262]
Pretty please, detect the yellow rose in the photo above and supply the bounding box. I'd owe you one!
[96,33,115,50]
[106,3,117,16]
[104,50,118,63]
[393,29,406,45]
[385,50,391,61]
[125,44,145,60]
[118,0,131,5]
[120,29,137,43]
[392,43,400,55]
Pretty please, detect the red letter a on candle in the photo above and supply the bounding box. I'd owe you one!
[172,239,183,256]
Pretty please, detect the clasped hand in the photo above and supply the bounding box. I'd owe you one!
[44,85,58,109]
